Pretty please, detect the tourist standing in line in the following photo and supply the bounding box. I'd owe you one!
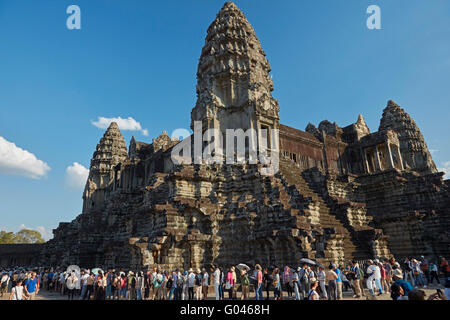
[403,257,415,286]
[24,272,38,300]
[194,269,202,300]
[255,264,263,300]
[349,261,362,298]
[66,271,78,300]
[326,264,338,300]
[240,269,250,300]
[379,261,389,293]
[168,270,177,300]
[152,270,163,300]
[411,259,425,288]
[420,256,430,285]
[335,265,343,300]
[263,268,271,300]
[202,268,209,300]
[10,279,27,300]
[225,267,234,299]
[1,272,9,297]
[298,264,308,299]
[291,268,300,300]
[392,269,413,297]
[136,271,145,300]
[79,270,88,300]
[317,266,328,299]
[282,266,292,299]
[440,257,449,278]
[219,267,225,300]
[308,279,320,300]
[187,268,195,300]
[105,270,112,300]
[273,268,281,300]
[213,265,221,300]
[429,261,440,285]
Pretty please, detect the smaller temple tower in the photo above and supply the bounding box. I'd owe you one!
[82,122,128,213]
[379,100,437,174]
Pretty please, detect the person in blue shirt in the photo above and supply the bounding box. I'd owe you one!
[392,269,413,296]
[24,272,39,300]
[335,265,343,300]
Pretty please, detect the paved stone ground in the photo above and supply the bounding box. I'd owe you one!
[1,283,444,301]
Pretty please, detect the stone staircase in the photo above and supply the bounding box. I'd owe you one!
[278,157,373,262]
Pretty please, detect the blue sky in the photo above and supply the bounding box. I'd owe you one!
[0,0,449,240]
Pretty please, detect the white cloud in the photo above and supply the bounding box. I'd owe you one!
[36,226,51,241]
[0,136,51,179]
[65,162,89,190]
[438,161,450,179]
[91,116,149,136]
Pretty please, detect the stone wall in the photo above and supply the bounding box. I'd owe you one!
[0,244,43,268]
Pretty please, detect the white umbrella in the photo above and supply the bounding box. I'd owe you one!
[66,265,81,278]
[236,264,251,272]
[299,258,317,266]
[91,268,103,276]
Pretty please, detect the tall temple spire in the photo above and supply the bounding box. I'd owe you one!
[191,1,279,133]
[379,100,437,173]
[82,122,128,213]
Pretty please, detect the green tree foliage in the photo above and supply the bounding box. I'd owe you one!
[0,231,16,244]
[0,229,45,244]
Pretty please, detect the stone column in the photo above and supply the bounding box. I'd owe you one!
[385,142,395,169]
[374,146,382,171]
[361,148,370,173]
[397,145,405,170]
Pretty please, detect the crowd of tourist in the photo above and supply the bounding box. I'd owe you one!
[1,255,449,301]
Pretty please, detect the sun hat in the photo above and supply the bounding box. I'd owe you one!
[392,269,403,279]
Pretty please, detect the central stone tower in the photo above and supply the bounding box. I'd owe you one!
[191,1,280,141]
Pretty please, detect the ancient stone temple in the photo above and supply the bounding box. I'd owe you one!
[40,2,449,270]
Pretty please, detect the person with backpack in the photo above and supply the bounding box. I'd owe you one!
[1,272,9,297]
[308,279,320,300]
[272,268,281,300]
[168,271,177,300]
[9,279,27,300]
[298,264,309,299]
[66,271,78,300]
[350,261,363,298]
[240,269,250,300]
[194,269,203,300]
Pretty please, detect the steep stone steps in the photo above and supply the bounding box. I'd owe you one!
[278,158,369,260]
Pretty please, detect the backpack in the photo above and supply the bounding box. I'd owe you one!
[195,274,201,286]
[166,278,173,289]
[358,267,364,280]
[242,275,250,286]
[177,275,183,287]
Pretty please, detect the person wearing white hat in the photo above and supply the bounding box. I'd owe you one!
[187,268,195,300]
